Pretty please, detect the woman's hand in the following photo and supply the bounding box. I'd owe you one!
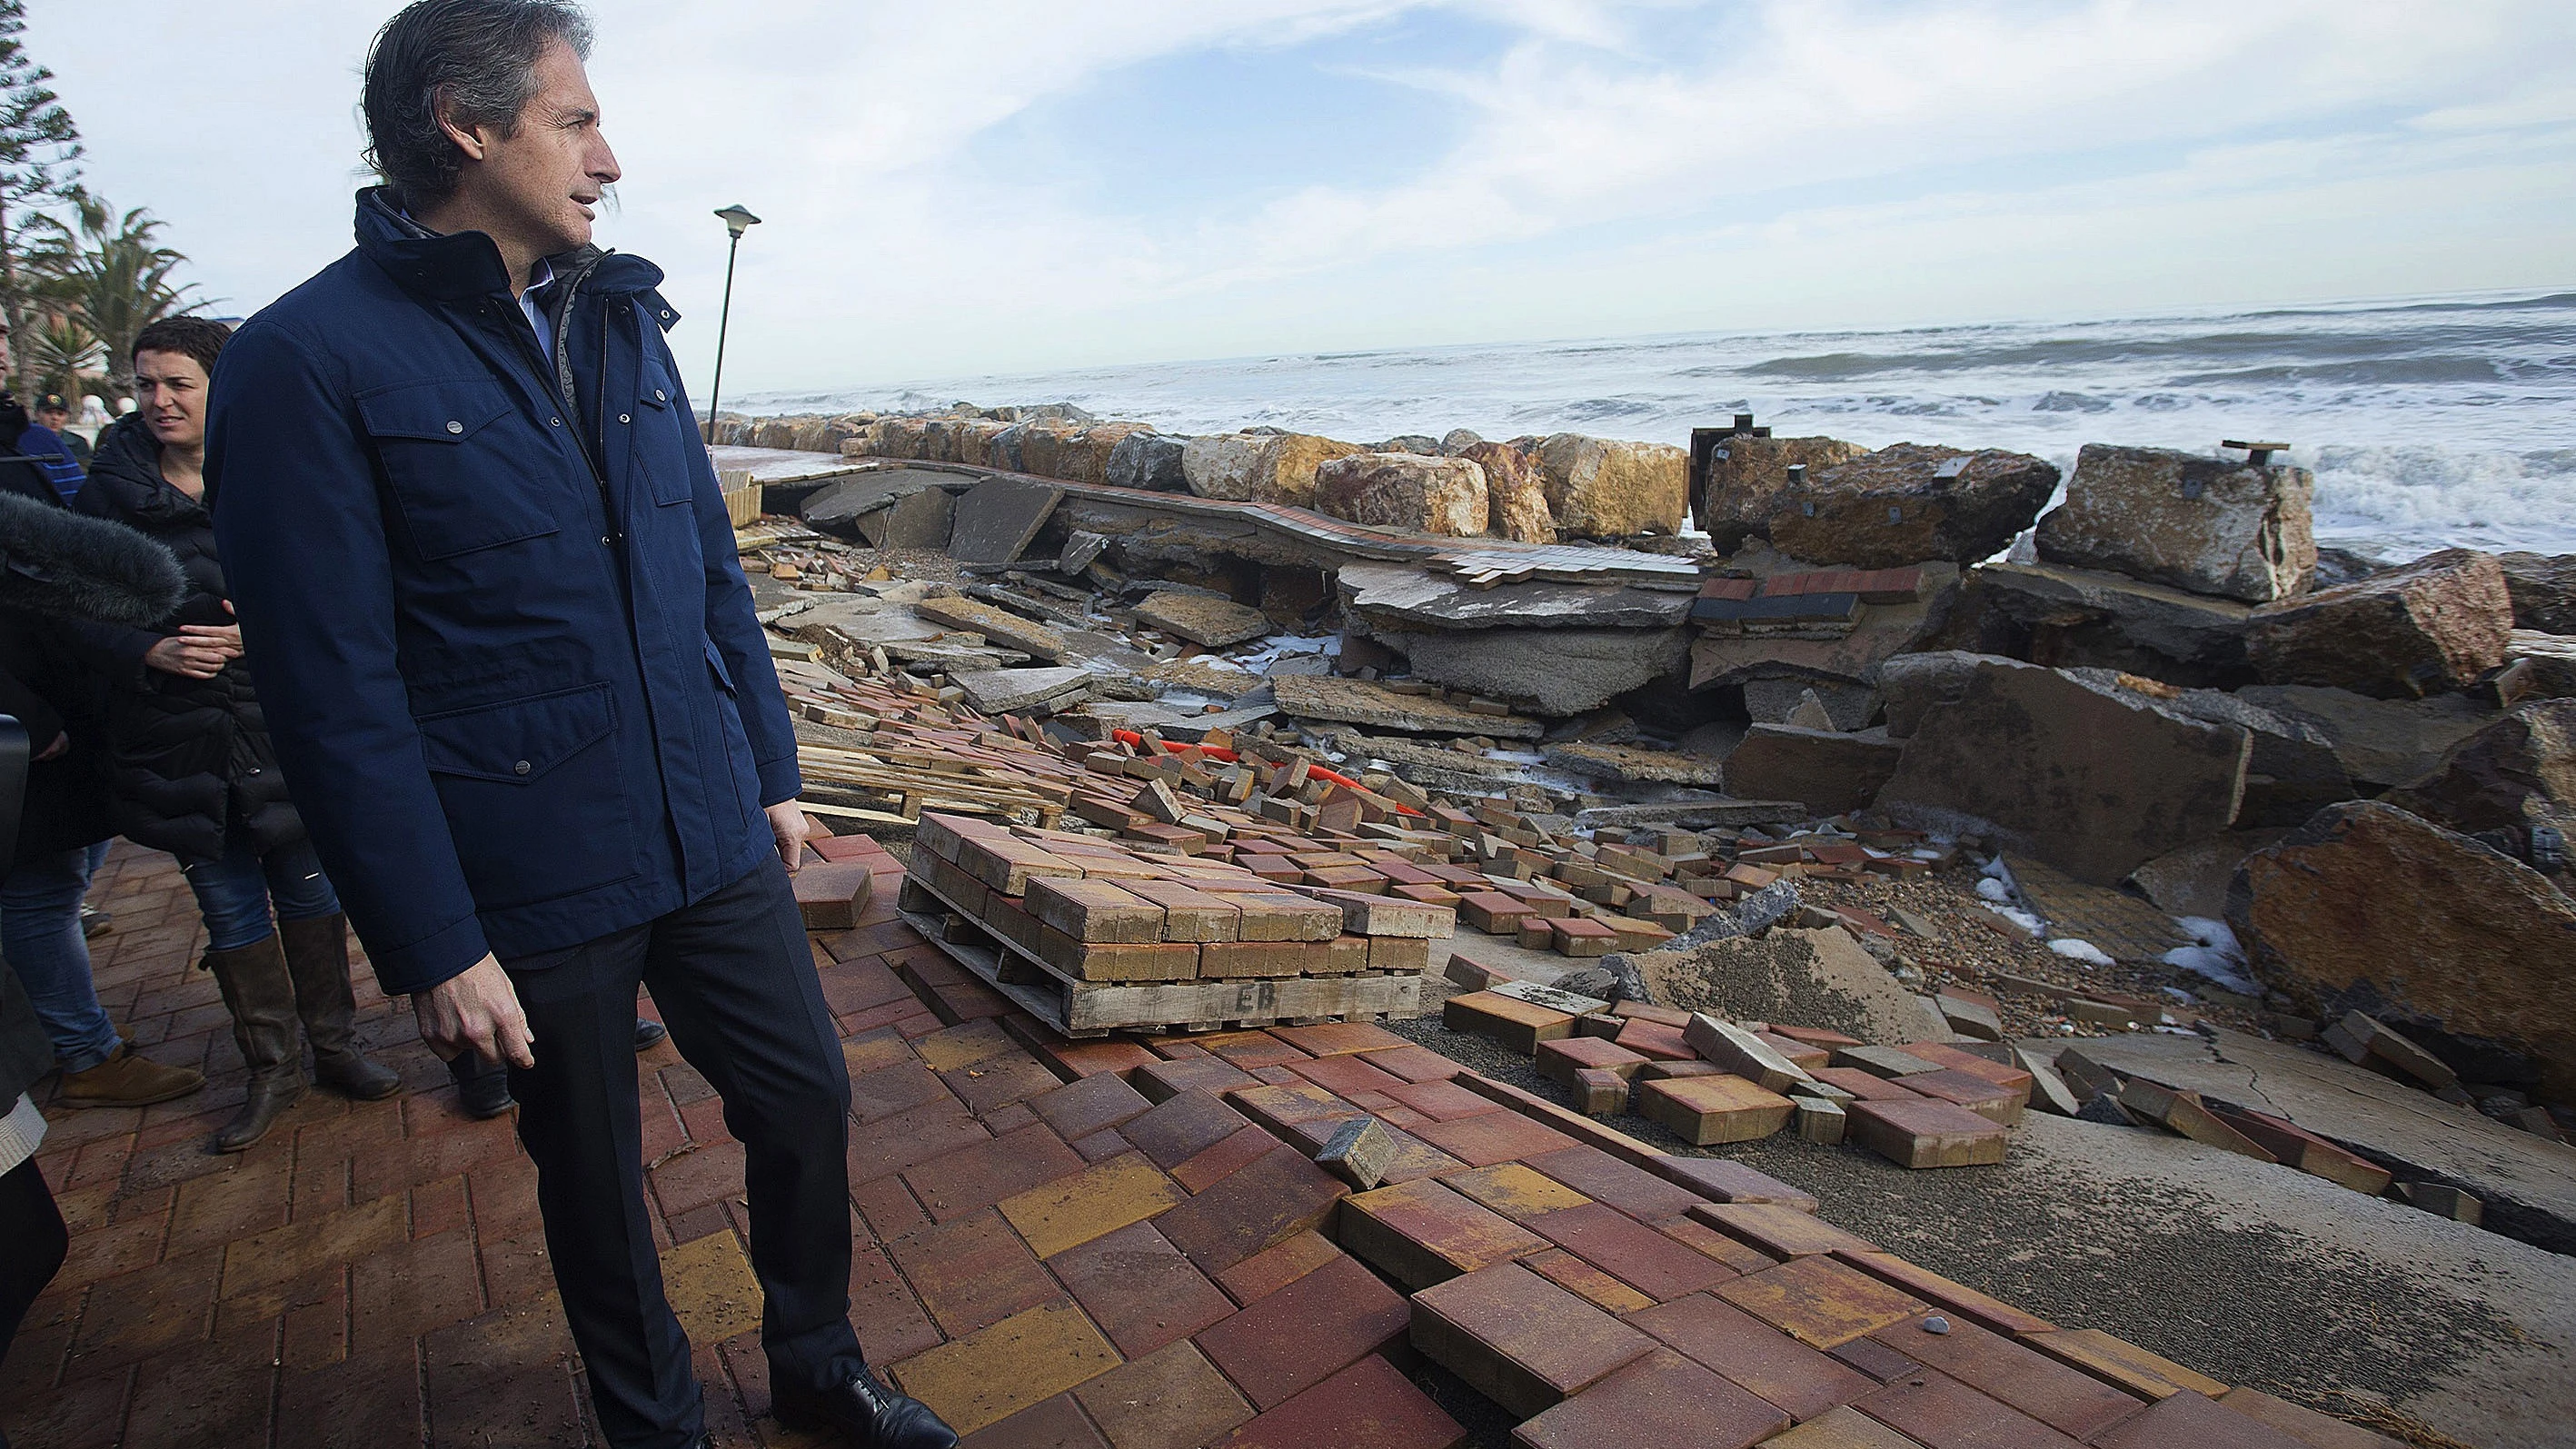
[142,624,244,680]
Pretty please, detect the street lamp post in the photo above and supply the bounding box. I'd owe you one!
[704,204,761,443]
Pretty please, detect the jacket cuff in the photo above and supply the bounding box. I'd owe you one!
[756,755,801,809]
[364,914,492,997]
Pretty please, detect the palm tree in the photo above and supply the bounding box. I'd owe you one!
[27,194,199,400]
[27,309,96,398]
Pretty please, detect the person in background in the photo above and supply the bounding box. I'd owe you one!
[16,396,85,500]
[0,394,55,505]
[207,5,953,1445]
[76,317,404,1152]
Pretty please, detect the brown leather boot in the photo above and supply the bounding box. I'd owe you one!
[204,935,305,1152]
[55,1045,205,1108]
[278,913,401,1101]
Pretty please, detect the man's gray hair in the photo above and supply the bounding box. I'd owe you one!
[363,0,593,208]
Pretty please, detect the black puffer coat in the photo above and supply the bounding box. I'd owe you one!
[73,415,303,863]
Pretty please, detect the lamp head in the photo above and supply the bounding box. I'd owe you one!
[715,203,761,238]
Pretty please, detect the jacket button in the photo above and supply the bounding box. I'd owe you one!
[619,412,632,424]
[513,759,532,776]
[551,417,562,427]
[601,535,614,546]
[446,421,463,434]
[655,390,667,402]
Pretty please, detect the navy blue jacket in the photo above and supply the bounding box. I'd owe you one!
[207,190,799,995]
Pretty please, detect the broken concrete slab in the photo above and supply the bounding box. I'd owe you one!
[1572,797,1809,831]
[2234,684,2498,789]
[1879,658,2252,885]
[864,485,958,551]
[2149,684,2357,828]
[2380,699,2575,839]
[1336,560,1694,633]
[1134,591,1272,649]
[947,475,1064,564]
[2246,548,2515,698]
[2035,445,2318,603]
[1541,743,1727,787]
[1688,565,1963,692]
[1720,725,1904,819]
[1270,674,1544,739]
[2124,830,2291,920]
[800,468,945,534]
[914,594,1072,661]
[1769,443,2060,569]
[1945,561,2256,686]
[2229,800,2576,1101]
[1744,678,1878,732]
[1631,927,1946,1047]
[951,665,1094,715]
[1374,627,1693,719]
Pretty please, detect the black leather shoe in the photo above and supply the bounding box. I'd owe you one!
[446,1052,515,1119]
[634,1016,669,1051]
[774,1367,957,1448]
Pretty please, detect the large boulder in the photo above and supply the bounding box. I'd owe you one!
[1373,626,1693,718]
[1534,434,1688,539]
[2034,445,2316,603]
[1180,432,1365,508]
[1934,561,2254,688]
[1106,432,1189,491]
[1312,453,1489,537]
[2500,553,2576,633]
[1696,433,1869,552]
[1454,440,1555,544]
[2230,801,2576,1098]
[1877,657,2251,884]
[865,415,930,461]
[925,416,1006,465]
[2244,547,2513,697]
[1721,724,1904,817]
[2381,700,2576,840]
[1014,421,1084,481]
[2150,683,2355,829]
[1045,422,1156,487]
[1768,444,2059,569]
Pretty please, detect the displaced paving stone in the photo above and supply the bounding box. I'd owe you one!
[1519,1246,1656,1315]
[1636,1074,1796,1146]
[1845,1098,2010,1169]
[1408,1109,1581,1168]
[1047,1220,1236,1359]
[1211,1231,1342,1307]
[1868,1314,2146,1440]
[1684,1016,1816,1095]
[1877,658,2252,886]
[1409,1261,1659,1420]
[1272,673,1545,739]
[1511,1345,1792,1449]
[2036,445,2317,603]
[1212,1353,1467,1449]
[1072,1340,1253,1449]
[949,476,1064,564]
[1834,1251,2055,1338]
[1337,1176,1549,1288]
[888,1208,1060,1339]
[1194,1249,1412,1409]
[1688,1202,1875,1259]
[1646,1156,1820,1213]
[1315,1117,1399,1190]
[1029,1072,1156,1145]
[1151,1146,1350,1275]
[1720,725,1905,818]
[1714,1255,1927,1350]
[1443,991,1578,1053]
[1770,443,2060,568]
[2230,800,2576,1100]
[2246,547,2514,698]
[1521,1146,1705,1224]
[1529,1202,1737,1302]
[2020,1328,2228,1402]
[890,1300,1122,1439]
[1134,591,1273,649]
[1627,1291,1879,1423]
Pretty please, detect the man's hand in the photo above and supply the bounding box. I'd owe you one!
[767,801,811,874]
[143,625,246,680]
[35,731,68,762]
[413,955,536,1068]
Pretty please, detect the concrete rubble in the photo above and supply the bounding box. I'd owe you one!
[692,409,2576,1446]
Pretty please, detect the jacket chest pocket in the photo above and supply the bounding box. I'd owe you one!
[632,358,695,507]
[417,682,636,908]
[359,376,563,560]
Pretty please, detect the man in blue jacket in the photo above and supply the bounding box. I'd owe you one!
[205,5,954,1447]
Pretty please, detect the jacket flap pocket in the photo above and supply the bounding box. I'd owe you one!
[703,639,737,694]
[358,376,514,443]
[639,359,677,412]
[419,683,615,784]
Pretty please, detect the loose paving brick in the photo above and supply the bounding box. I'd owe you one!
[1509,1346,1792,1449]
[1716,1256,1929,1349]
[2018,1328,2228,1402]
[1652,1216,1779,1275]
[1120,1090,1257,1171]
[1338,1177,1550,1289]
[1846,1098,2010,1169]
[1439,1161,1593,1223]
[890,1300,1124,1439]
[998,1152,1189,1259]
[1628,1290,1878,1422]
[1194,1249,1411,1408]
[1647,1156,1820,1212]
[1047,1220,1236,1358]
[1521,1146,1704,1224]
[1356,1044,1475,1085]
[1172,1125,1282,1193]
[1690,1202,1876,1258]
[1213,1353,1467,1449]
[1636,1074,1796,1146]
[1869,1315,2147,1440]
[1409,1111,1580,1168]
[1151,1145,1350,1275]
[1410,1262,1657,1420]
[1132,1056,1260,1103]
[889,1208,1062,1338]
[1530,1201,1739,1302]
[1379,1077,1508,1122]
[1073,1339,1254,1449]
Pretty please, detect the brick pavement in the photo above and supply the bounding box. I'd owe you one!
[0,840,2366,1449]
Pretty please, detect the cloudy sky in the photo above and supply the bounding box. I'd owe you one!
[27,0,2576,398]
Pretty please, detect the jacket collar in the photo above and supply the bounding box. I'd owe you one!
[353,187,663,304]
[88,414,204,526]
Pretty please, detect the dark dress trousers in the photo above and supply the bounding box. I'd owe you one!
[207,190,860,1449]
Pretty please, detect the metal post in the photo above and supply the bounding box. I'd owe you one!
[705,229,743,443]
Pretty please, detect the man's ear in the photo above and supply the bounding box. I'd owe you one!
[433,85,489,164]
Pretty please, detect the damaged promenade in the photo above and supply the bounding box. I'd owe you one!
[6,406,2573,1449]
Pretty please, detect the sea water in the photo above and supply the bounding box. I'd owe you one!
[744,288,2576,562]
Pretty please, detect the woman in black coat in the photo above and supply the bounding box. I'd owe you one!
[74,317,401,1150]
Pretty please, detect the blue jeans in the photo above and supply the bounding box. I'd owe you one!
[0,842,121,1073]
[180,836,342,953]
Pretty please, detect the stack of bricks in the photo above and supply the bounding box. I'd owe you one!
[1449,983,2035,1171]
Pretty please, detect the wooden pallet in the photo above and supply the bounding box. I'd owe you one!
[899,874,1422,1037]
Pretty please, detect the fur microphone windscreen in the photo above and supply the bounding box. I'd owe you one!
[0,491,186,626]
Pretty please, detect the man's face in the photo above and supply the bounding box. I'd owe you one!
[459,40,621,254]
[38,407,67,429]
[134,351,210,452]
